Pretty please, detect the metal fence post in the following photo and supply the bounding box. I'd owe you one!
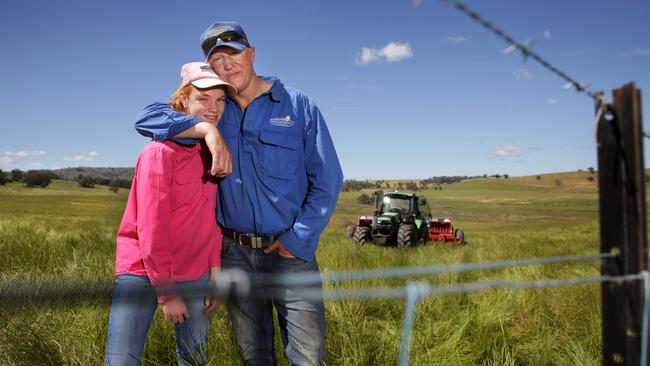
[398,282,428,366]
[597,83,647,365]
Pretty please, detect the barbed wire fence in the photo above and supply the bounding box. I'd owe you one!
[2,1,648,365]
[1,254,648,365]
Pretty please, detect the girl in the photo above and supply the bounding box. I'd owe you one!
[105,62,235,366]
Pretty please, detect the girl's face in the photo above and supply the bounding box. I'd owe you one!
[183,87,227,124]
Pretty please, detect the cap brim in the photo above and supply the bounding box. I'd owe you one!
[206,41,247,59]
[191,79,237,95]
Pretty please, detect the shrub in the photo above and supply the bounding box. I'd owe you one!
[23,171,52,188]
[10,169,23,182]
[403,181,419,191]
[108,180,121,193]
[357,193,372,205]
[0,169,7,186]
[77,174,96,188]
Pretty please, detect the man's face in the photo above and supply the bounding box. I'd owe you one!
[208,47,255,95]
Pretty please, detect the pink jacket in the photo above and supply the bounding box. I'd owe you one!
[115,140,221,303]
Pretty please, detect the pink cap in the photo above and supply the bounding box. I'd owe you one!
[180,62,236,95]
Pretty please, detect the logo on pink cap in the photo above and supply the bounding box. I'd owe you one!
[180,62,236,95]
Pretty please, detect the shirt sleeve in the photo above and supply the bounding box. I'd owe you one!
[135,102,202,145]
[135,146,176,303]
[278,99,343,261]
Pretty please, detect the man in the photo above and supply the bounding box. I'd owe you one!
[135,21,343,366]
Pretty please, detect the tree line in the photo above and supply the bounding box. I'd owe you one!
[0,168,132,192]
[341,175,494,193]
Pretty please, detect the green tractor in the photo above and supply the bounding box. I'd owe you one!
[351,190,432,247]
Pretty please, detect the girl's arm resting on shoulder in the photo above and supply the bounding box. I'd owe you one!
[135,102,201,143]
[135,103,231,177]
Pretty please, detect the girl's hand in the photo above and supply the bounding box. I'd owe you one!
[203,127,232,177]
[162,297,189,323]
[203,267,221,314]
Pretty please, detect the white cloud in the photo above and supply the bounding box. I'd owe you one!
[5,150,46,158]
[64,155,94,162]
[30,162,43,167]
[513,67,533,80]
[547,98,559,105]
[1,156,15,166]
[444,36,469,44]
[357,47,379,65]
[492,145,535,158]
[382,42,413,62]
[356,42,413,65]
[633,47,650,55]
[543,30,552,41]
[411,0,423,7]
[63,151,98,163]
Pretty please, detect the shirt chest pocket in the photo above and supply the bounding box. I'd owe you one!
[171,168,204,211]
[258,128,301,180]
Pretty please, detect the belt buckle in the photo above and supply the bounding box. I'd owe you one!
[239,233,262,249]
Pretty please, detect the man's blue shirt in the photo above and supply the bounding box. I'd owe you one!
[135,77,343,261]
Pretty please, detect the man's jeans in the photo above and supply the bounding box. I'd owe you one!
[221,236,326,366]
[105,273,211,366]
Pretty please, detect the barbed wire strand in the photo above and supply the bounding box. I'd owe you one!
[0,252,617,307]
[437,0,599,102]
[299,272,642,302]
[440,1,650,141]
[267,252,617,287]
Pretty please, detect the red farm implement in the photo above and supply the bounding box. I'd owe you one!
[428,218,465,244]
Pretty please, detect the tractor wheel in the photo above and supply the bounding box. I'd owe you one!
[454,228,465,244]
[346,225,356,238]
[353,226,371,245]
[397,224,417,248]
[420,222,429,244]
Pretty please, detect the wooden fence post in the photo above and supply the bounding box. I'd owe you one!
[598,82,647,365]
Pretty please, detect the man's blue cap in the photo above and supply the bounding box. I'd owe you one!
[200,21,250,59]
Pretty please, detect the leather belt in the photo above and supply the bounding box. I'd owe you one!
[222,228,277,249]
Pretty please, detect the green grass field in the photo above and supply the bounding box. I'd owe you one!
[0,172,618,365]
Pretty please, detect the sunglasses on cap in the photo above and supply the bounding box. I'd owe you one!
[201,31,250,55]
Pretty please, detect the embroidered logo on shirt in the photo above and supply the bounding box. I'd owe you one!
[270,116,294,127]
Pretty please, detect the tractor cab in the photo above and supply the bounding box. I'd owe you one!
[377,192,431,218]
[380,193,412,215]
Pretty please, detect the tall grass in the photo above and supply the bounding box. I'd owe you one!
[0,174,610,365]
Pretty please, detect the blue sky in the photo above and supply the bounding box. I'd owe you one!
[1,0,648,179]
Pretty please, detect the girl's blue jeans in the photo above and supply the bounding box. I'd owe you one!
[105,273,210,366]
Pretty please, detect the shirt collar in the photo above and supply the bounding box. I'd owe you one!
[259,76,283,102]
[224,76,284,104]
